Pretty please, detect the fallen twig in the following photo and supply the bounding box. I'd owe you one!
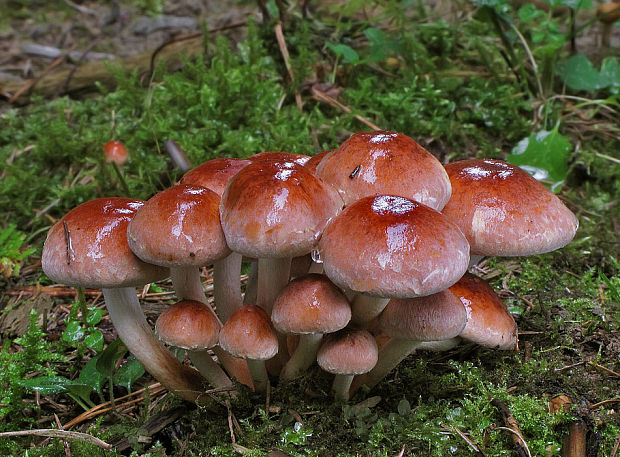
[587,361,620,378]
[311,84,382,131]
[589,398,620,410]
[274,21,303,111]
[491,398,531,457]
[0,429,112,450]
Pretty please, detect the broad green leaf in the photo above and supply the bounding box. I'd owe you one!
[62,320,85,343]
[364,28,386,46]
[600,58,620,88]
[96,338,127,378]
[84,330,104,351]
[78,355,106,395]
[327,43,360,64]
[507,127,571,192]
[86,308,105,326]
[113,357,145,392]
[557,55,608,91]
[518,4,543,21]
[19,376,92,397]
[397,399,411,416]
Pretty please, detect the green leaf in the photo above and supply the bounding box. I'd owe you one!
[327,43,360,64]
[86,308,105,326]
[507,126,572,192]
[84,330,104,351]
[518,4,543,21]
[96,338,127,378]
[600,58,620,88]
[19,376,92,397]
[62,320,85,343]
[364,28,386,46]
[113,357,145,392]
[557,55,609,91]
[78,355,106,395]
[397,399,411,416]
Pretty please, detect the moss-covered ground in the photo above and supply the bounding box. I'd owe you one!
[0,1,618,456]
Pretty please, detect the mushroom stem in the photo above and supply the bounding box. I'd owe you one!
[102,287,204,402]
[213,252,243,322]
[256,257,291,315]
[243,260,258,305]
[257,257,292,374]
[417,337,461,352]
[350,295,390,326]
[246,359,270,393]
[280,333,323,381]
[350,337,421,394]
[170,266,209,305]
[332,374,354,401]
[468,255,484,268]
[188,350,234,390]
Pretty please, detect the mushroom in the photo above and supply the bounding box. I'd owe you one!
[218,305,278,393]
[449,272,518,350]
[272,274,351,380]
[102,140,130,195]
[318,195,470,325]
[315,131,451,210]
[597,2,620,47]
[42,198,204,402]
[155,300,233,390]
[442,159,579,264]
[317,329,378,401]
[350,289,467,394]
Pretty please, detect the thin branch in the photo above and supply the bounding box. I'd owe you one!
[0,430,112,450]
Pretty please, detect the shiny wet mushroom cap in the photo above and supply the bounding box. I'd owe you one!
[442,159,579,257]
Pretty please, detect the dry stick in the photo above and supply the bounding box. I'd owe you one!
[0,430,112,450]
[54,413,71,457]
[148,20,248,78]
[8,54,66,103]
[611,436,620,457]
[589,398,620,410]
[311,85,382,131]
[562,421,586,457]
[491,398,531,457]
[588,361,620,378]
[274,21,303,112]
[449,426,487,456]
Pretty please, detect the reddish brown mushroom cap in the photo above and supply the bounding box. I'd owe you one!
[378,289,467,341]
[248,152,311,166]
[219,305,278,360]
[272,273,351,334]
[318,195,470,298]
[317,329,378,375]
[42,198,168,288]
[220,160,343,258]
[442,159,579,256]
[179,158,251,197]
[103,141,129,165]
[316,131,451,210]
[449,272,518,349]
[127,184,230,267]
[155,299,221,350]
[304,150,332,175]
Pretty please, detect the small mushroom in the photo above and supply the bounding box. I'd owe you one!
[272,274,351,380]
[156,300,233,391]
[218,305,278,393]
[317,329,378,401]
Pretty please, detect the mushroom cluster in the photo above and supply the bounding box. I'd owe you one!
[41,130,578,402]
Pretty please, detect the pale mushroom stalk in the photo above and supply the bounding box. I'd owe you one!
[246,359,270,393]
[257,257,292,371]
[256,257,292,315]
[351,337,422,392]
[351,295,390,326]
[102,288,203,402]
[332,374,355,402]
[280,333,323,381]
[213,252,243,322]
[168,267,235,389]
